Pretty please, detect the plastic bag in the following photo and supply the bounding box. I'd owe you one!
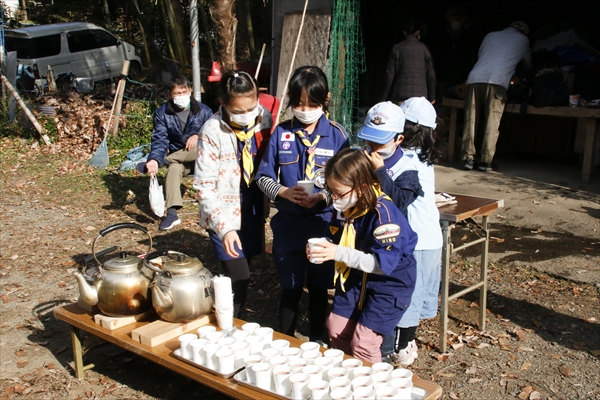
[149,177,165,217]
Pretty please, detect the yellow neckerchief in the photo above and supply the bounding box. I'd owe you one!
[231,120,258,185]
[293,111,327,180]
[334,185,387,293]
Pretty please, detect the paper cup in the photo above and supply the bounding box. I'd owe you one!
[352,376,374,391]
[273,365,294,396]
[243,355,263,385]
[281,347,303,360]
[254,327,274,344]
[217,337,236,349]
[271,339,290,351]
[215,348,235,374]
[231,341,250,369]
[289,357,310,373]
[297,180,314,194]
[372,362,393,374]
[205,330,225,344]
[354,386,376,399]
[178,333,198,359]
[391,379,413,399]
[189,338,208,365]
[202,343,221,370]
[289,372,311,400]
[301,349,322,363]
[390,368,413,385]
[252,362,274,391]
[330,387,353,400]
[232,330,251,342]
[197,325,216,339]
[215,307,234,329]
[327,367,350,382]
[269,355,289,369]
[241,322,260,333]
[261,347,281,361]
[308,379,330,400]
[341,358,363,380]
[313,356,334,378]
[376,386,400,399]
[307,238,328,264]
[353,366,374,379]
[324,348,345,367]
[329,376,352,390]
[245,335,265,355]
[300,341,321,352]
[372,371,392,390]
[302,364,324,383]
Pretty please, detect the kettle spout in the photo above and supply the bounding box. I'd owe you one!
[73,271,98,306]
[151,284,172,313]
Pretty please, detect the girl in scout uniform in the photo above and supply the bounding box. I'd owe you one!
[308,148,417,363]
[194,70,272,319]
[255,66,349,342]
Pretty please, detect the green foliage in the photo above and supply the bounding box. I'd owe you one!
[0,99,26,139]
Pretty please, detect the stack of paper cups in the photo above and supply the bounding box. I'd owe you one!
[213,275,234,329]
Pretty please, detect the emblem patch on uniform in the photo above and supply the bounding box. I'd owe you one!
[387,169,393,177]
[282,141,291,150]
[281,132,295,141]
[314,168,325,188]
[330,226,339,235]
[373,224,400,240]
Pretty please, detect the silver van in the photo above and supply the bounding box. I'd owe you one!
[4,22,142,82]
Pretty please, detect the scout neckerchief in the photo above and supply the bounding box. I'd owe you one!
[231,120,258,186]
[334,185,387,293]
[294,113,325,180]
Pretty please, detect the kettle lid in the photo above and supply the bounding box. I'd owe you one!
[103,251,141,271]
[162,252,203,275]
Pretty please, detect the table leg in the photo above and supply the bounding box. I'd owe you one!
[581,117,597,183]
[448,107,458,162]
[439,221,453,353]
[478,216,489,331]
[69,325,95,379]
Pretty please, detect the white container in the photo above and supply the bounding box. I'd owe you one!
[390,368,413,386]
[341,358,363,380]
[330,376,352,390]
[245,335,265,355]
[289,357,310,374]
[289,372,311,400]
[351,376,374,392]
[243,354,264,385]
[300,341,322,352]
[376,386,400,399]
[371,362,393,374]
[215,348,235,374]
[269,355,289,370]
[307,238,328,264]
[201,343,221,370]
[301,349,322,363]
[217,337,236,349]
[301,364,324,383]
[324,348,345,367]
[241,322,260,333]
[313,356,334,379]
[353,386,376,399]
[270,339,290,351]
[297,180,315,194]
[254,327,274,344]
[189,338,208,365]
[252,362,274,391]
[273,364,294,396]
[372,371,392,390]
[261,347,281,361]
[308,379,330,400]
[178,333,198,359]
[353,366,374,379]
[390,379,413,399]
[230,341,250,369]
[327,366,350,382]
[330,387,353,400]
[205,330,225,344]
[197,325,216,338]
[232,330,251,342]
[281,347,303,360]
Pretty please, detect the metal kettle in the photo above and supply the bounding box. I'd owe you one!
[73,223,153,316]
[145,250,214,323]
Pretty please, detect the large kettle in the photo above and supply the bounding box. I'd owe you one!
[73,223,153,317]
[144,250,214,323]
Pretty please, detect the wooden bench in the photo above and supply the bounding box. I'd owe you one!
[442,97,600,182]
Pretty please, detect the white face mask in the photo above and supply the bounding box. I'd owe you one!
[333,192,357,212]
[228,106,260,127]
[366,143,397,160]
[450,21,461,30]
[173,95,190,109]
[293,107,323,124]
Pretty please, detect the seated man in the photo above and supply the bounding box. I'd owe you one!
[138,75,213,230]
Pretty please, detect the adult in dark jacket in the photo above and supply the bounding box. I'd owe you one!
[139,75,213,230]
[379,19,436,105]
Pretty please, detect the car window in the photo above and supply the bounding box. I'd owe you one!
[92,30,119,48]
[5,34,61,59]
[67,30,97,53]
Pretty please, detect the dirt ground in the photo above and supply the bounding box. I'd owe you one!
[1,139,599,400]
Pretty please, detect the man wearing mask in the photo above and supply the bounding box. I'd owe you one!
[138,75,213,230]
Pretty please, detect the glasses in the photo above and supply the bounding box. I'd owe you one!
[325,184,353,200]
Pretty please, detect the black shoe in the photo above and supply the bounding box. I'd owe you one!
[463,159,474,170]
[477,162,493,171]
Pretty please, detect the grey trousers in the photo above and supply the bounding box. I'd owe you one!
[164,146,196,209]
[460,83,507,164]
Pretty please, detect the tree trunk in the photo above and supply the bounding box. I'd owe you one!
[199,0,215,61]
[102,0,113,30]
[171,0,189,66]
[159,0,177,62]
[209,0,237,71]
[241,0,255,57]
[165,0,187,68]
[129,0,152,68]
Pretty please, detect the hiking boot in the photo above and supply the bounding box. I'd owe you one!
[408,340,419,359]
[477,162,493,172]
[463,158,474,170]
[159,213,181,230]
[390,346,415,366]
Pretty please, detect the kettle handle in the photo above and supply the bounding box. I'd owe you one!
[143,250,169,274]
[90,223,153,270]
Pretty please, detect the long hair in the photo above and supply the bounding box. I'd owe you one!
[402,120,445,165]
[218,70,259,104]
[325,149,380,212]
[287,66,330,111]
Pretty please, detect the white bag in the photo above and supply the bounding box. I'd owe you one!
[149,177,165,217]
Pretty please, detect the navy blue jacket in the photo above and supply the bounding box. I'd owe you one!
[148,97,213,163]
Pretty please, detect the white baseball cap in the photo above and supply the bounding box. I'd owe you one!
[400,97,437,129]
[357,102,405,144]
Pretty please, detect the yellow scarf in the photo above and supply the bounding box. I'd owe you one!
[232,121,258,186]
[295,130,321,180]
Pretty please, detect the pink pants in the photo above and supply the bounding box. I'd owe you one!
[326,312,383,364]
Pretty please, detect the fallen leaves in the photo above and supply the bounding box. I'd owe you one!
[558,365,572,377]
[16,360,28,368]
[520,361,532,370]
[518,385,533,399]
[467,378,483,384]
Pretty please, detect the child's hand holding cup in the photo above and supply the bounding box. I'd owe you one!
[297,180,314,194]
[307,237,334,264]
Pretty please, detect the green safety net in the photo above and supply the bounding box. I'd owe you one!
[327,0,366,146]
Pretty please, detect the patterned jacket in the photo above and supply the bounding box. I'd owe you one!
[193,106,272,239]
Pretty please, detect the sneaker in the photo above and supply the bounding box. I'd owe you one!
[159,213,181,230]
[477,162,493,172]
[463,158,474,170]
[390,347,415,366]
[408,340,419,359]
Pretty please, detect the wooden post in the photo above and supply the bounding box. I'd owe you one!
[47,65,57,92]
[0,74,51,146]
[111,61,130,137]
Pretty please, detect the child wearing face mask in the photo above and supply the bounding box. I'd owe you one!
[307,148,417,363]
[255,66,349,343]
[194,70,273,319]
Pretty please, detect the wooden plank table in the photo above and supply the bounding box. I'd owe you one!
[54,303,442,399]
[442,97,600,182]
[437,193,504,353]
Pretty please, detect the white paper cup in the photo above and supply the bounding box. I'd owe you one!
[271,339,290,351]
[245,335,265,355]
[297,180,314,194]
[341,358,363,380]
[354,386,376,399]
[372,371,392,390]
[324,348,345,367]
[273,365,294,396]
[243,355,263,385]
[215,348,235,374]
[178,333,198,359]
[390,368,413,386]
[261,347,281,361]
[329,376,352,390]
[231,341,250,369]
[330,387,353,400]
[289,372,311,400]
[308,379,330,400]
[217,337,236,349]
[252,362,273,391]
[197,325,216,338]
[215,308,234,329]
[307,238,328,264]
[313,356,334,378]
[232,330,251,342]
[281,347,303,360]
[254,327,274,344]
[202,343,221,370]
[353,366,374,379]
[371,362,393,374]
[205,330,225,344]
[269,355,289,368]
[301,349,322,363]
[241,322,260,333]
[289,357,310,373]
[376,386,400,399]
[302,364,324,383]
[390,379,413,399]
[327,366,350,382]
[189,338,208,365]
[352,376,374,391]
[300,341,321,352]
